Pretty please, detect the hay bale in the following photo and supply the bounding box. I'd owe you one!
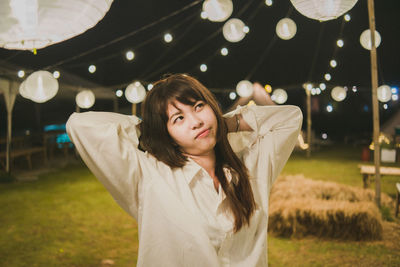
[267,175,392,240]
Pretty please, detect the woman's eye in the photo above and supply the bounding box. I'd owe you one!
[195,102,204,111]
[174,116,184,123]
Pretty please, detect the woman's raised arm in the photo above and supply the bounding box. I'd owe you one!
[66,112,155,220]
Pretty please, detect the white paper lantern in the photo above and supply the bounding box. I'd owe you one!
[276,18,297,40]
[360,29,381,50]
[331,86,346,102]
[271,89,288,104]
[223,18,246,43]
[125,81,146,104]
[18,80,31,99]
[236,80,253,97]
[25,70,58,103]
[76,90,95,109]
[290,0,358,21]
[0,0,113,50]
[202,0,233,22]
[377,85,392,103]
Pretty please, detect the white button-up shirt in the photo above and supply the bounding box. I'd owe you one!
[66,105,303,267]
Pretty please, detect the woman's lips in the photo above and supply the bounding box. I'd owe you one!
[196,129,210,138]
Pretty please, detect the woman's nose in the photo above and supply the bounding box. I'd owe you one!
[189,113,203,129]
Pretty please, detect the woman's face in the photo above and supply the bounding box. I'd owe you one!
[166,100,218,156]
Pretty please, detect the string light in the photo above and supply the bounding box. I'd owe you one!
[324,73,331,81]
[116,89,123,97]
[352,86,357,92]
[316,88,321,95]
[326,104,333,112]
[383,104,388,110]
[126,50,135,61]
[265,0,273,6]
[344,14,351,21]
[319,83,326,90]
[200,64,207,72]
[392,95,398,101]
[330,59,337,68]
[243,26,250,33]
[17,70,25,78]
[337,39,344,47]
[53,71,60,79]
[264,84,272,93]
[221,47,228,56]
[200,11,208,19]
[229,92,237,100]
[322,133,328,140]
[88,65,96,73]
[147,83,153,90]
[164,33,173,43]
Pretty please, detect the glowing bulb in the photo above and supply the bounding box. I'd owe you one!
[147,83,153,90]
[320,83,326,90]
[392,94,398,101]
[337,39,344,47]
[306,83,313,90]
[264,84,272,93]
[316,88,321,94]
[116,90,123,97]
[311,88,316,95]
[352,86,357,92]
[243,26,250,33]
[344,14,351,21]
[52,71,60,79]
[164,33,173,43]
[200,11,208,19]
[322,133,328,139]
[383,104,388,110]
[221,47,228,56]
[200,64,207,72]
[18,70,25,78]
[88,65,96,73]
[229,92,237,100]
[265,0,273,6]
[330,59,337,68]
[126,50,135,61]
[326,105,333,112]
[325,73,331,81]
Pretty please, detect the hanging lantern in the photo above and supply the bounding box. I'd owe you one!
[24,70,58,103]
[377,85,392,103]
[76,90,95,109]
[271,89,288,104]
[289,0,358,21]
[236,80,253,97]
[125,81,146,104]
[276,18,297,40]
[331,86,346,102]
[223,18,246,43]
[202,0,233,22]
[18,80,31,99]
[0,0,113,50]
[360,29,381,50]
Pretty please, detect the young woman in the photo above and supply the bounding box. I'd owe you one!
[66,74,302,266]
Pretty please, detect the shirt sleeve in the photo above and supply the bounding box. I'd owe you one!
[225,105,303,186]
[66,111,155,220]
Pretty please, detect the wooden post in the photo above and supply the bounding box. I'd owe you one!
[367,0,381,207]
[306,88,311,158]
[132,103,136,116]
[113,97,118,113]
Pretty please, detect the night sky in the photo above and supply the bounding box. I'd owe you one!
[0,0,399,141]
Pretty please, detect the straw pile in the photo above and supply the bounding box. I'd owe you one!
[268,175,394,240]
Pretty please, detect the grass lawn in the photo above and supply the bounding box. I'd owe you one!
[1,145,399,266]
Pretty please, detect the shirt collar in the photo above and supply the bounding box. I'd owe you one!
[182,158,234,185]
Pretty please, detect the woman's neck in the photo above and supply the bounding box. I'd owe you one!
[186,150,216,177]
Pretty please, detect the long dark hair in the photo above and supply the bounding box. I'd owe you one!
[140,74,256,232]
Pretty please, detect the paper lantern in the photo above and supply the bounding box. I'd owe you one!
[236,80,253,97]
[76,90,95,109]
[276,18,297,40]
[125,81,146,104]
[360,29,381,50]
[24,70,58,103]
[18,80,30,99]
[202,0,233,22]
[223,18,246,43]
[271,89,288,104]
[377,85,392,103]
[290,0,358,21]
[331,86,346,102]
[0,0,113,50]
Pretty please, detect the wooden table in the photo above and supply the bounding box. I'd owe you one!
[359,164,400,188]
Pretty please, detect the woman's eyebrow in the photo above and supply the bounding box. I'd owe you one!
[169,109,182,120]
